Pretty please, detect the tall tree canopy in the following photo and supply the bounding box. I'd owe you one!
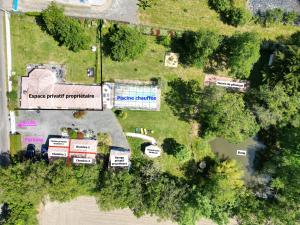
[227,32,261,79]
[166,79,258,143]
[262,45,300,94]
[248,84,300,128]
[42,2,91,52]
[173,30,222,68]
[104,25,147,61]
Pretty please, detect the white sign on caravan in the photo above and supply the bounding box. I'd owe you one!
[48,151,68,157]
[73,158,93,164]
[145,145,161,158]
[110,155,129,167]
[49,138,69,147]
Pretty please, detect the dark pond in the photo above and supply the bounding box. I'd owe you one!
[209,137,265,181]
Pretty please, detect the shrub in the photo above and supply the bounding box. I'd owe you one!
[173,29,222,68]
[290,31,300,46]
[209,0,232,13]
[42,2,91,51]
[114,110,128,119]
[284,11,299,25]
[73,110,86,119]
[265,8,284,26]
[69,130,77,139]
[227,32,261,79]
[97,132,112,155]
[224,7,251,27]
[137,0,157,10]
[77,132,85,139]
[175,146,191,162]
[157,35,171,47]
[105,25,147,61]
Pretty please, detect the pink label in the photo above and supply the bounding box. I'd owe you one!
[17,120,37,127]
[23,136,44,144]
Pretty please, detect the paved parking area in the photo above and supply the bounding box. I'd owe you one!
[3,0,138,24]
[16,109,129,149]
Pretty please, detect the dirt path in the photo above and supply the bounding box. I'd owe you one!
[38,196,237,225]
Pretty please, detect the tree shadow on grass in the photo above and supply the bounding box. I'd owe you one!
[161,138,184,156]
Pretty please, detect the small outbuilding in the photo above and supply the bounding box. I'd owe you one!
[109,147,131,168]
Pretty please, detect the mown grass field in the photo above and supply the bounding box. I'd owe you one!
[11,15,97,83]
[10,134,22,155]
[139,0,300,39]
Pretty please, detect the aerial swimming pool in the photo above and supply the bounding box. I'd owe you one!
[114,83,160,111]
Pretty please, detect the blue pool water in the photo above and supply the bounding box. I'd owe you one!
[12,0,19,11]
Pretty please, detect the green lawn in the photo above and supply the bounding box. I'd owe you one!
[11,15,98,83]
[103,36,204,82]
[139,0,300,39]
[10,134,22,155]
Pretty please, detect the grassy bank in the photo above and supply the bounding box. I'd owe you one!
[10,134,22,155]
[139,0,300,39]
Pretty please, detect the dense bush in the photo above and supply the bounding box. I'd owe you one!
[162,138,191,162]
[223,7,251,27]
[209,0,251,26]
[256,9,299,26]
[104,25,147,61]
[208,0,232,12]
[166,79,259,143]
[284,11,299,25]
[114,109,128,119]
[42,2,91,52]
[173,30,221,68]
[227,32,261,79]
[157,35,172,47]
[265,8,284,26]
[73,110,86,119]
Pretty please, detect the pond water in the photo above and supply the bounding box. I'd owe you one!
[209,137,265,181]
[248,0,300,13]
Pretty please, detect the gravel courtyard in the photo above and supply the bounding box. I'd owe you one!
[248,0,300,13]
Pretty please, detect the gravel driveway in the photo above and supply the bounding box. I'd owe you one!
[38,196,238,225]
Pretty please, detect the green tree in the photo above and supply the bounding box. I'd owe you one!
[284,11,299,25]
[174,30,222,68]
[265,8,284,26]
[262,45,300,94]
[162,138,191,162]
[290,31,300,46]
[248,84,300,128]
[42,2,91,51]
[208,0,232,12]
[105,25,147,61]
[97,171,144,211]
[227,32,261,79]
[198,86,259,143]
[224,7,251,27]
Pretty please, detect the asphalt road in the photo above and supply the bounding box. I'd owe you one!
[0,5,10,154]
